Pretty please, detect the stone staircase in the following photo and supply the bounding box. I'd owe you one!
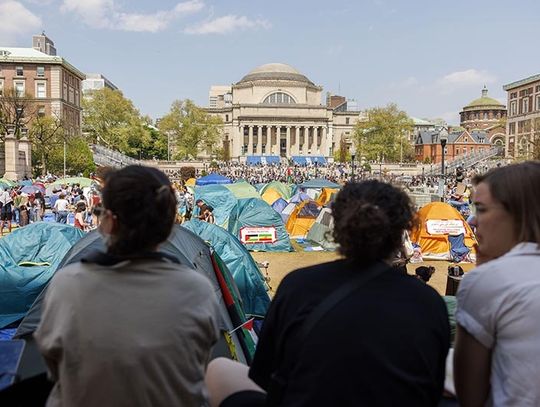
[91,144,141,168]
[425,146,503,176]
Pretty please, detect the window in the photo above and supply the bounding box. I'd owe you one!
[522,98,529,114]
[346,117,350,125]
[262,92,295,104]
[510,92,517,99]
[14,81,25,97]
[483,112,488,119]
[36,82,46,98]
[38,105,45,117]
[225,114,229,121]
[510,101,517,116]
[509,122,516,135]
[536,95,540,111]
[16,66,23,76]
[63,83,67,100]
[0,79,3,96]
[37,66,45,77]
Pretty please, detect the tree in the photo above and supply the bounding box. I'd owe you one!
[354,103,414,162]
[158,100,223,160]
[0,87,36,140]
[45,136,95,177]
[333,136,351,162]
[29,114,65,175]
[82,88,144,153]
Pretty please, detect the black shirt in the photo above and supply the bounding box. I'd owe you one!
[249,259,450,407]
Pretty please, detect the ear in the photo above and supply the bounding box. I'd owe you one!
[100,209,117,235]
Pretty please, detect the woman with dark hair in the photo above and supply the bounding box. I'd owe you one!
[454,161,540,406]
[35,165,220,407]
[205,180,450,407]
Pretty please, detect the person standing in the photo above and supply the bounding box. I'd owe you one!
[53,194,70,224]
[0,188,13,236]
[454,161,540,407]
[35,165,220,407]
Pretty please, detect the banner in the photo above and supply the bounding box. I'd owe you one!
[239,227,277,244]
[426,219,466,235]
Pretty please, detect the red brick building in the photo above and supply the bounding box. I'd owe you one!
[415,129,491,164]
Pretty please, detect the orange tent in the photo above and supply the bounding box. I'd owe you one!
[261,188,282,205]
[315,188,338,206]
[285,200,321,237]
[411,202,476,260]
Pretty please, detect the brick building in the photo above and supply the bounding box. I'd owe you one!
[503,73,540,158]
[0,33,85,137]
[415,129,491,164]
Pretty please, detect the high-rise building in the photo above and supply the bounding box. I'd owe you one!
[82,73,119,95]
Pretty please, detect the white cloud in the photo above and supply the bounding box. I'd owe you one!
[60,0,205,33]
[185,15,271,35]
[438,69,496,87]
[0,1,42,43]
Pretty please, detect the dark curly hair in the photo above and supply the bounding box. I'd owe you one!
[102,165,177,256]
[332,180,415,262]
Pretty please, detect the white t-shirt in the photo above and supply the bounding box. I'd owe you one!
[54,198,70,211]
[0,190,12,205]
[456,242,540,406]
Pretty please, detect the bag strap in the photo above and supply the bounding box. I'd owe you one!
[298,261,390,341]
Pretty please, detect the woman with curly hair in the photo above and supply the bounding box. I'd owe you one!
[205,180,450,407]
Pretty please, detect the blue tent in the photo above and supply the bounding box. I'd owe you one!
[299,178,341,189]
[271,197,288,214]
[195,184,248,228]
[246,156,281,165]
[182,220,270,316]
[228,198,292,252]
[196,173,232,186]
[0,223,84,329]
[291,156,327,166]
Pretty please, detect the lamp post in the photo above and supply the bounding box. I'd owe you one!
[350,143,356,182]
[439,129,448,178]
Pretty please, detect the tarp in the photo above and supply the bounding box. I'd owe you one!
[51,177,94,187]
[196,173,232,186]
[271,198,289,215]
[182,220,270,316]
[246,156,281,165]
[260,181,293,200]
[299,178,341,189]
[291,156,327,166]
[411,202,476,260]
[286,200,321,238]
[306,208,338,250]
[15,226,259,365]
[225,182,260,199]
[0,223,84,329]
[228,198,292,252]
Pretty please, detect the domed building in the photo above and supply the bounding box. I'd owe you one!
[207,63,363,163]
[459,86,507,149]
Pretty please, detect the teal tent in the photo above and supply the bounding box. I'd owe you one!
[182,220,270,316]
[299,179,341,189]
[0,223,84,329]
[228,198,293,252]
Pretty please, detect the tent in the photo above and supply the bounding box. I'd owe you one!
[184,178,196,187]
[228,198,293,252]
[271,198,289,216]
[261,188,282,205]
[286,200,321,238]
[411,202,476,260]
[51,177,95,187]
[315,187,339,206]
[196,173,232,186]
[225,181,260,199]
[306,208,338,250]
[259,181,293,201]
[182,220,270,316]
[289,191,311,204]
[14,226,260,365]
[0,223,85,330]
[298,178,341,189]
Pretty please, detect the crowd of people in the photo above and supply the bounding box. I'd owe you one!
[22,161,539,407]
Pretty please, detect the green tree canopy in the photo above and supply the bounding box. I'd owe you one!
[354,103,414,162]
[29,114,65,175]
[158,100,223,160]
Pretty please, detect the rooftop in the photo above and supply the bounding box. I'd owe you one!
[503,73,540,91]
[237,63,315,86]
[463,86,505,110]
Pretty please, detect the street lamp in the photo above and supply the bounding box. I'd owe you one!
[439,128,448,178]
[350,143,357,182]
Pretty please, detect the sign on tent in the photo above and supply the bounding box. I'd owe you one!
[426,219,466,235]
[240,227,277,244]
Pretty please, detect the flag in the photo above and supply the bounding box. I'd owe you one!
[229,317,254,334]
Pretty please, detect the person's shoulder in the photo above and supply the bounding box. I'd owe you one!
[278,259,349,289]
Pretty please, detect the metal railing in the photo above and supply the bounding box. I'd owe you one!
[425,147,502,176]
[91,144,141,168]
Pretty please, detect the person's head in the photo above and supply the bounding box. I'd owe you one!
[59,193,65,199]
[76,201,86,213]
[100,165,176,256]
[332,180,415,262]
[195,199,204,208]
[471,161,540,259]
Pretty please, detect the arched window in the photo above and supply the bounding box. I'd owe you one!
[262,92,296,104]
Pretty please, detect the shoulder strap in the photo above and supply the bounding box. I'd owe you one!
[299,261,389,341]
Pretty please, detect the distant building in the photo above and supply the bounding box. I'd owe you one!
[459,86,506,151]
[407,117,438,144]
[0,34,84,136]
[415,129,491,164]
[82,73,118,94]
[205,63,364,162]
[503,73,540,158]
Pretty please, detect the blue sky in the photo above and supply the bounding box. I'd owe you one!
[1,0,539,123]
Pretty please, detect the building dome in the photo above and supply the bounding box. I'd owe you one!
[237,63,314,85]
[463,86,506,111]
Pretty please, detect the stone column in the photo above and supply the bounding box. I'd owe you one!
[286,126,291,157]
[320,127,327,157]
[256,126,262,154]
[312,127,318,154]
[19,135,32,177]
[3,131,20,181]
[303,126,310,154]
[248,126,254,155]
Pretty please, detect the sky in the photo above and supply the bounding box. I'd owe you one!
[1,0,539,124]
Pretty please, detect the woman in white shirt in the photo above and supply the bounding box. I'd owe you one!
[53,193,70,224]
[454,161,540,407]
